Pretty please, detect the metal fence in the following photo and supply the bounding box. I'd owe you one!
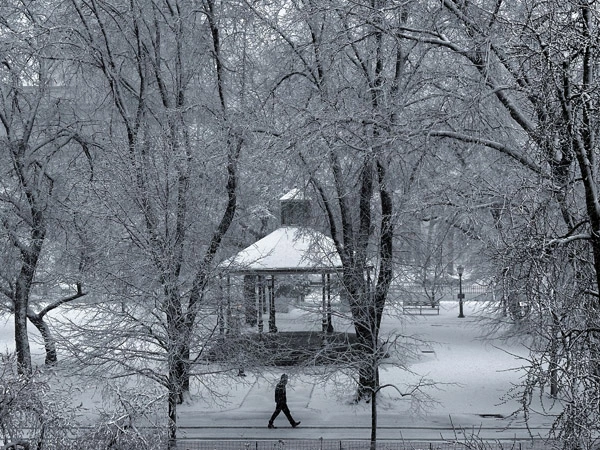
[173,439,556,450]
[391,284,500,305]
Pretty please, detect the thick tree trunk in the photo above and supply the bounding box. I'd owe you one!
[12,194,45,376]
[167,383,178,448]
[349,286,380,401]
[14,297,32,375]
[357,358,378,402]
[342,268,375,400]
[180,346,190,395]
[14,256,40,375]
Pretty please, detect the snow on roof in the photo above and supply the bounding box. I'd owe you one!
[279,188,308,201]
[222,226,342,274]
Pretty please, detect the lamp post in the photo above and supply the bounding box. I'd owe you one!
[457,265,465,318]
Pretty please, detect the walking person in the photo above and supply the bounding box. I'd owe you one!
[268,374,301,428]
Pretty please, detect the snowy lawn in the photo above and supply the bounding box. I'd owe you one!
[175,300,558,440]
[0,299,559,441]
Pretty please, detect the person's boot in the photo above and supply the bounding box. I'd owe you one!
[292,421,301,428]
[268,423,276,429]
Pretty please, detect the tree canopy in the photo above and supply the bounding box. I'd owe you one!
[1,0,600,448]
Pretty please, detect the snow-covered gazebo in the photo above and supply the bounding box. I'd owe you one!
[219,189,342,334]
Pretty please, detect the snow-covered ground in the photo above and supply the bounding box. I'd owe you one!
[175,301,557,441]
[0,300,558,442]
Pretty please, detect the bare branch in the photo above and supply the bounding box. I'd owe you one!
[429,130,548,177]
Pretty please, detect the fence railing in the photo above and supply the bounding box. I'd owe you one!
[390,284,501,303]
[173,439,555,450]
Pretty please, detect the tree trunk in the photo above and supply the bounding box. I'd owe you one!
[549,313,560,397]
[167,385,178,448]
[14,298,32,376]
[14,259,39,375]
[180,346,190,395]
[356,332,378,401]
[167,337,187,444]
[26,287,87,366]
[12,175,46,376]
[27,313,57,365]
[370,383,378,450]
[549,350,559,398]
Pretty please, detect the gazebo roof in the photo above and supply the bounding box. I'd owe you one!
[222,226,342,275]
[279,188,307,201]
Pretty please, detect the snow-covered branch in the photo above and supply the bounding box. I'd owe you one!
[545,234,592,247]
[429,130,548,177]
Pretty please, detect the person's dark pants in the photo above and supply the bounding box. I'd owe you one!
[269,403,295,425]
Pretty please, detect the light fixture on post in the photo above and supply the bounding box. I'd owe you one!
[457,265,465,318]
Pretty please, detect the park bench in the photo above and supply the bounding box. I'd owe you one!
[402,298,440,315]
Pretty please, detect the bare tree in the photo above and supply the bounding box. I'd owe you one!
[245,0,438,445]
[0,0,92,373]
[397,1,600,447]
[63,0,260,442]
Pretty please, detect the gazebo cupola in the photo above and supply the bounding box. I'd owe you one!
[280,188,311,227]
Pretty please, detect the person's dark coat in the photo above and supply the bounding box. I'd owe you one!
[275,379,287,406]
[268,374,300,428]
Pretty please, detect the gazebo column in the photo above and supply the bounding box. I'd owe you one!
[257,275,264,333]
[218,275,225,335]
[244,275,257,326]
[225,275,232,334]
[322,274,333,333]
[268,275,277,333]
[321,274,326,332]
[326,273,333,333]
